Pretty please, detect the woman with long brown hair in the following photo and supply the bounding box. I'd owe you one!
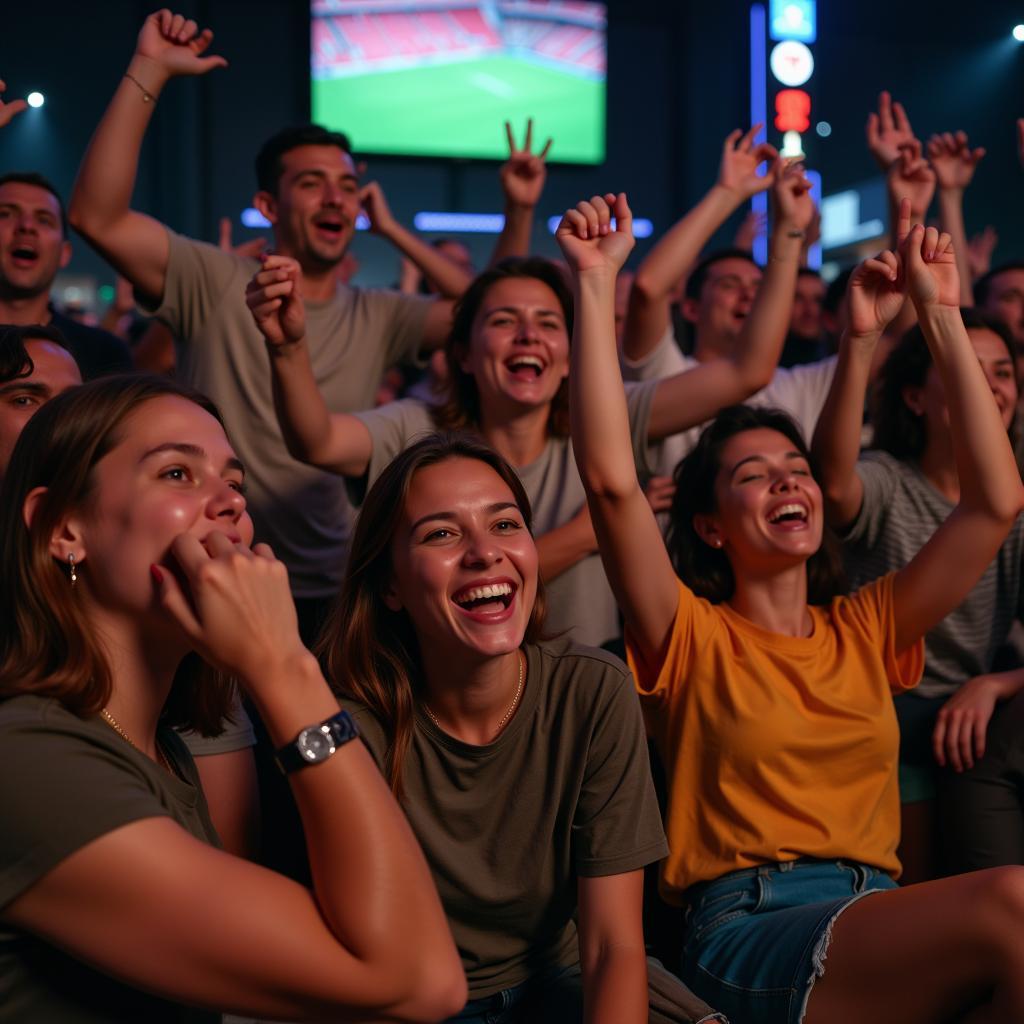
[245,161,810,649]
[0,374,464,1022]
[318,431,716,1024]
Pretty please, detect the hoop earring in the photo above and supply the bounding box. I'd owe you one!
[68,553,77,586]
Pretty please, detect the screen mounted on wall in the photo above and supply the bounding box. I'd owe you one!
[311,0,607,163]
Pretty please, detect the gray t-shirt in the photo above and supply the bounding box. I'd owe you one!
[349,382,660,647]
[844,449,1024,698]
[342,638,668,998]
[142,230,430,597]
[0,696,219,1023]
[621,326,837,476]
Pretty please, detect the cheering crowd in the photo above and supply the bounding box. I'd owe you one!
[3,9,1024,1024]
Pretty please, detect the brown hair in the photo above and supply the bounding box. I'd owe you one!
[0,374,237,735]
[431,257,574,438]
[318,433,547,796]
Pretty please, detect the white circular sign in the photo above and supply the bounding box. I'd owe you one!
[770,41,814,88]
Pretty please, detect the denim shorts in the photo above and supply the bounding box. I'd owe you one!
[681,859,897,1024]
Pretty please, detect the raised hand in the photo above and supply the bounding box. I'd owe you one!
[717,125,779,200]
[771,157,814,232]
[500,119,552,209]
[218,216,267,260]
[733,209,767,251]
[887,139,936,218]
[154,533,309,690]
[555,192,634,275]
[0,78,27,128]
[245,254,306,347]
[967,225,998,280]
[848,249,904,338]
[358,180,397,236]
[866,90,916,170]
[134,9,227,79]
[901,220,957,310]
[927,131,986,191]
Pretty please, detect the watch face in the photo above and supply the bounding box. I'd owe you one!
[298,727,334,762]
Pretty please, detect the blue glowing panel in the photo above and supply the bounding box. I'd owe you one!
[769,0,816,43]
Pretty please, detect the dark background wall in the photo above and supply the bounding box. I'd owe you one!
[3,0,1024,294]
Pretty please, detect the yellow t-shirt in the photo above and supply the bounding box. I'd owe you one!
[627,574,924,901]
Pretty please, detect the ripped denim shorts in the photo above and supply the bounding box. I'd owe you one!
[680,859,896,1024]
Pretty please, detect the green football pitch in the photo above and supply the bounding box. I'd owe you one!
[312,55,605,163]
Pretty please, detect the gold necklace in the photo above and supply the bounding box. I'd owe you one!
[424,650,525,739]
[99,707,174,776]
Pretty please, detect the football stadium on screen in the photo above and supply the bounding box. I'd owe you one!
[311,0,607,164]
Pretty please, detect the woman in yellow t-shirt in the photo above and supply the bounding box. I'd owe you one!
[560,189,1024,1024]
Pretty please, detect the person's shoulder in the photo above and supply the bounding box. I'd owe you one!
[0,693,81,732]
[532,638,633,695]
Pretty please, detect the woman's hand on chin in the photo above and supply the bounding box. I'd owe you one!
[152,532,311,690]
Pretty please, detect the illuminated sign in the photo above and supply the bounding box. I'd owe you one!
[770,0,816,43]
[770,40,814,86]
[775,89,811,133]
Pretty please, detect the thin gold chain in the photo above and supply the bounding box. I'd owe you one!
[424,650,525,739]
[99,707,174,776]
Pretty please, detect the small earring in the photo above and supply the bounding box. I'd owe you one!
[68,553,77,586]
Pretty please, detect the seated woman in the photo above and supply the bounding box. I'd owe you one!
[563,192,1024,1023]
[320,431,721,1024]
[812,246,1024,879]
[244,161,809,649]
[0,375,464,1022]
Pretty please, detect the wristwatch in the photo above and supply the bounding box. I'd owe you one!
[274,710,359,774]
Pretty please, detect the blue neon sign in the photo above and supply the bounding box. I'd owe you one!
[769,0,816,43]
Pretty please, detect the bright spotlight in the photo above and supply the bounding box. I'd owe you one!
[1014,24,1024,41]
[26,92,44,108]
[816,121,832,137]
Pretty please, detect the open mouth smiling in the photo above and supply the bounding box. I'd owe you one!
[765,502,809,528]
[451,580,518,616]
[504,355,545,380]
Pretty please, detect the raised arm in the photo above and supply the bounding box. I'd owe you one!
[812,200,911,528]
[0,78,28,128]
[246,255,373,476]
[68,10,227,303]
[622,127,778,362]
[645,159,812,440]
[891,226,1024,653]
[928,130,985,307]
[489,119,551,265]
[4,535,465,1022]
[559,193,680,666]
[360,180,472,299]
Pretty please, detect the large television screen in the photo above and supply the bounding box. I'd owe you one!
[311,0,607,163]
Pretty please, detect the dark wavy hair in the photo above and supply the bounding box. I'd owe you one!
[666,405,847,604]
[0,323,72,383]
[871,308,1017,461]
[255,123,353,195]
[432,257,574,438]
[0,374,237,735]
[319,433,548,797]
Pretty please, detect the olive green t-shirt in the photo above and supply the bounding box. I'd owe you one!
[0,696,220,1023]
[342,639,668,998]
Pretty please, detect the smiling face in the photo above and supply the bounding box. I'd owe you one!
[257,144,360,270]
[460,276,570,417]
[684,256,763,351]
[63,395,253,625]
[386,457,538,664]
[903,327,1018,439]
[0,339,81,477]
[696,427,823,575]
[0,181,71,300]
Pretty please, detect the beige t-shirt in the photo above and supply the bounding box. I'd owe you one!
[143,230,430,597]
[349,381,661,647]
[342,639,668,998]
[0,696,219,1023]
